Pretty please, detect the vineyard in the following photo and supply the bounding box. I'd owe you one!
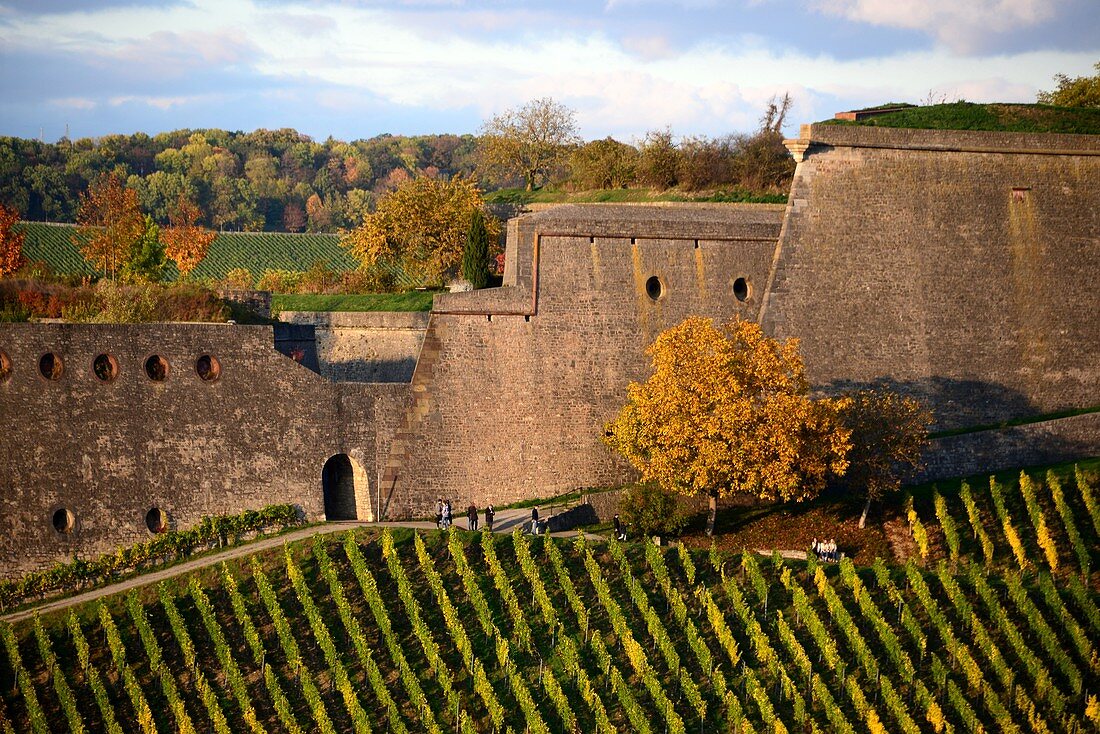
[906,464,1100,578]
[2,518,1099,733]
[16,222,356,281]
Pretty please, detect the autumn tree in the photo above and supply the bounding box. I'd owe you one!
[836,389,933,527]
[0,203,27,277]
[72,172,145,280]
[635,128,680,189]
[1037,61,1100,107]
[343,175,499,286]
[731,93,795,191]
[569,137,638,190]
[604,317,851,535]
[161,193,215,278]
[478,97,580,190]
[461,209,491,289]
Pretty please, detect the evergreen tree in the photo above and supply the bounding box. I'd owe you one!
[461,208,491,289]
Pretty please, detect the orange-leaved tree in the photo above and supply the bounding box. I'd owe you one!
[162,194,215,278]
[72,172,144,280]
[342,175,499,286]
[0,203,27,277]
[603,316,852,535]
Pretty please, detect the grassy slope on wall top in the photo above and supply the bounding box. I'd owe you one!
[821,102,1100,135]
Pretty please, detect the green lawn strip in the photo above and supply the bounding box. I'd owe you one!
[485,187,786,205]
[818,102,1100,135]
[272,292,435,313]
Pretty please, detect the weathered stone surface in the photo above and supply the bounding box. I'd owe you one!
[0,323,405,576]
[279,311,427,383]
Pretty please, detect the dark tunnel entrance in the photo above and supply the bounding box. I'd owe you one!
[322,453,362,521]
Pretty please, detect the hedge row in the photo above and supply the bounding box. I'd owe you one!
[0,504,305,610]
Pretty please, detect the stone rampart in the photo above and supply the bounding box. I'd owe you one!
[279,311,427,383]
[379,204,786,517]
[0,322,403,576]
[764,124,1100,430]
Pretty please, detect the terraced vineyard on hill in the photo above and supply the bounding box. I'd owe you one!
[16,222,356,281]
[2,520,1098,733]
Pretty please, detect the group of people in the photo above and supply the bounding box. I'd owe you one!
[436,499,495,532]
[812,538,841,562]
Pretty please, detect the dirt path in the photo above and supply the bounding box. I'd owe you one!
[3,506,596,624]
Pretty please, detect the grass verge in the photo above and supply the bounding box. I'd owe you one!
[273,291,436,312]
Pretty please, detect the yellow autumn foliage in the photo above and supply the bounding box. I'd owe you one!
[603,317,851,505]
[342,175,499,286]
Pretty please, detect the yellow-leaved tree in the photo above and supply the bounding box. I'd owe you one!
[342,175,499,287]
[72,172,145,280]
[162,193,215,279]
[603,316,852,535]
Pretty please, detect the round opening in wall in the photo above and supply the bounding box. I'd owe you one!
[52,508,74,534]
[0,350,10,382]
[196,354,221,382]
[39,352,63,380]
[144,355,169,381]
[93,353,119,382]
[645,276,664,301]
[733,277,750,302]
[145,507,167,533]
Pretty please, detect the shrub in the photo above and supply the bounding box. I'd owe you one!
[223,267,254,289]
[256,269,303,293]
[620,483,688,538]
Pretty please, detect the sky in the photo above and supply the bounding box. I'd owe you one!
[0,0,1097,143]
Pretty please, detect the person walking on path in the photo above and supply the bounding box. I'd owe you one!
[484,505,494,532]
[436,498,444,529]
[614,514,627,541]
[467,503,478,531]
[530,506,540,535]
[442,500,452,530]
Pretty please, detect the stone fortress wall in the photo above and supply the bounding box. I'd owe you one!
[1,123,1098,574]
[0,323,406,576]
[278,311,427,383]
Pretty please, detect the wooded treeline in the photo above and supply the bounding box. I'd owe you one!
[0,129,481,233]
[0,119,794,234]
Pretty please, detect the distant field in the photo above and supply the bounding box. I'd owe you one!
[273,292,435,312]
[16,222,357,280]
[821,102,1100,135]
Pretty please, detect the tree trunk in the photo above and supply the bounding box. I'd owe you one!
[706,490,718,536]
[858,497,871,529]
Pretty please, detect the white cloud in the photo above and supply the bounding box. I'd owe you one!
[49,96,97,110]
[108,94,217,110]
[812,0,1059,53]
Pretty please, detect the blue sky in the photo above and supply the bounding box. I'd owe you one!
[0,0,1096,143]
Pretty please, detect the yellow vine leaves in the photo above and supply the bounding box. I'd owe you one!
[603,316,851,504]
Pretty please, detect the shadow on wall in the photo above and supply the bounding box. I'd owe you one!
[819,376,1100,481]
[328,357,417,383]
[819,376,1038,431]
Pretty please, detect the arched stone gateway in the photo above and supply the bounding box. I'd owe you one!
[322,453,372,521]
